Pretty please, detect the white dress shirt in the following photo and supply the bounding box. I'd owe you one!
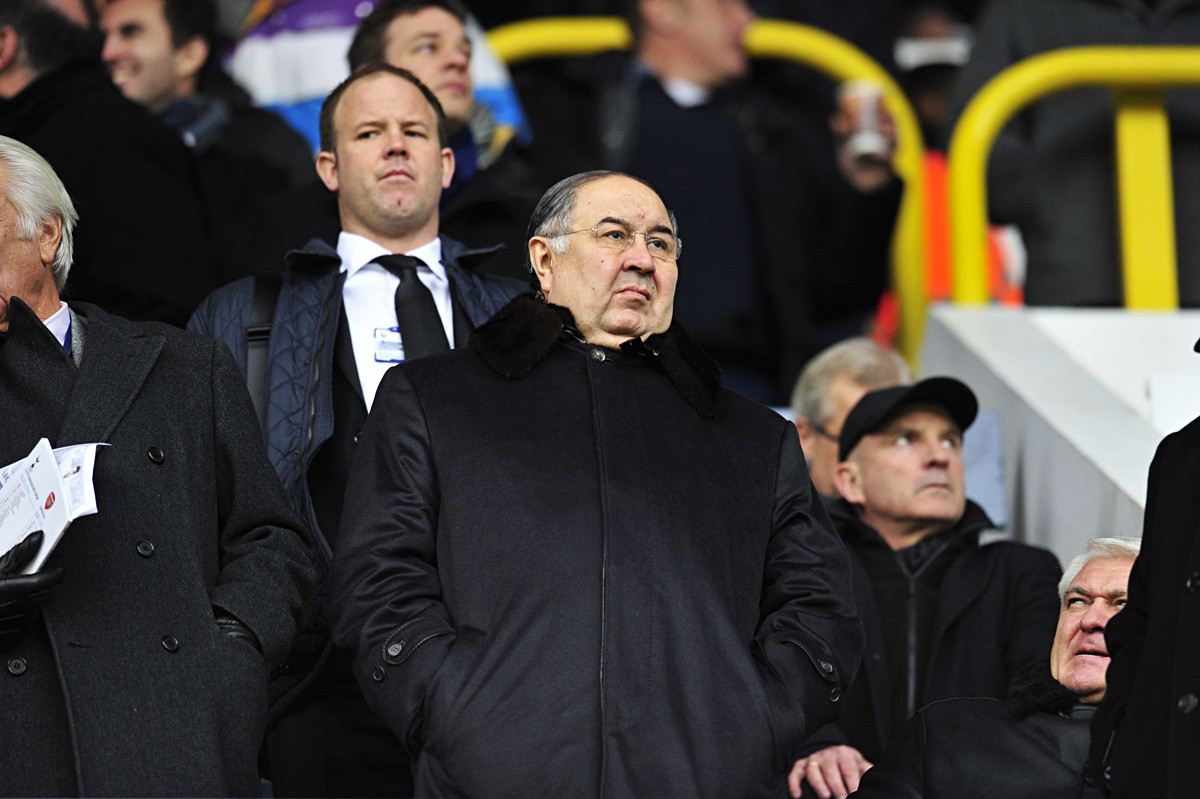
[42,301,70,349]
[337,232,453,411]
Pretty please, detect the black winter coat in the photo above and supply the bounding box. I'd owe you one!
[0,300,315,796]
[800,500,1062,762]
[1090,413,1200,797]
[330,296,864,797]
[852,663,1099,798]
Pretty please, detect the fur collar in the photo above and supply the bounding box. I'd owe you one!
[1007,661,1082,719]
[469,294,722,418]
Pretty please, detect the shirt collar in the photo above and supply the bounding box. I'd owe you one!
[41,300,69,349]
[336,231,447,283]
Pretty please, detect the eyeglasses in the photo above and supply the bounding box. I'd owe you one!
[814,425,839,443]
[556,223,681,262]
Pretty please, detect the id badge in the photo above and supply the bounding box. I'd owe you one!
[374,326,405,363]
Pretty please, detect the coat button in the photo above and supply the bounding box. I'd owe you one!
[147,447,164,464]
[372,666,385,682]
[829,687,841,702]
[161,635,179,652]
[353,430,362,445]
[1178,693,1199,714]
[819,660,834,675]
[387,643,403,657]
[7,657,26,676]
[136,540,155,557]
[1187,572,1200,592]
[590,348,606,362]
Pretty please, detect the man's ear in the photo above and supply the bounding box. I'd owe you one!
[172,36,208,88]
[528,237,555,297]
[440,146,455,190]
[315,150,339,192]
[37,214,63,269]
[833,459,864,504]
[795,417,817,457]
[0,27,20,74]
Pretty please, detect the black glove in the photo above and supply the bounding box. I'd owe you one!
[0,531,63,648]
[216,615,263,654]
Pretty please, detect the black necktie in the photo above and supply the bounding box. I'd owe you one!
[372,254,450,361]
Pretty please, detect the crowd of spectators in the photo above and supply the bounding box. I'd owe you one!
[1,0,1197,796]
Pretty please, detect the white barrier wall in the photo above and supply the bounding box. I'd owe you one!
[920,305,1200,564]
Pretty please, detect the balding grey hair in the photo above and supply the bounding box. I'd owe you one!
[527,170,681,259]
[790,337,913,426]
[0,136,78,292]
[1058,537,1141,602]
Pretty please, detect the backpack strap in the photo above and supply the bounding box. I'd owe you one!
[246,274,282,428]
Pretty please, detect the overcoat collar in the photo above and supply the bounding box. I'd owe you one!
[469,294,722,418]
[54,301,164,445]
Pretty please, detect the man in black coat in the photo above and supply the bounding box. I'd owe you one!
[0,134,315,796]
[330,170,864,797]
[1090,389,1200,796]
[853,537,1138,799]
[790,378,1061,798]
[0,0,221,327]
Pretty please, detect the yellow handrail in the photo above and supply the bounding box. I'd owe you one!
[488,17,928,361]
[948,47,1200,307]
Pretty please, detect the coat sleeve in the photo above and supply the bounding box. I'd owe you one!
[206,339,317,666]
[754,425,865,761]
[1002,544,1063,682]
[849,710,928,799]
[1088,434,1162,786]
[329,365,455,753]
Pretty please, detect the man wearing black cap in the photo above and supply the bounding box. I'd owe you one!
[789,377,1062,799]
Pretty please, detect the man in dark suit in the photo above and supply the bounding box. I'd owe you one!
[0,0,221,326]
[1090,395,1200,797]
[0,134,315,796]
[790,377,1061,799]
[189,64,523,797]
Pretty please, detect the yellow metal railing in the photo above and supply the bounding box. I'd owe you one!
[948,47,1200,308]
[488,17,929,360]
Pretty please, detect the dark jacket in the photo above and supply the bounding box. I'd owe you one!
[800,499,1062,763]
[852,662,1100,798]
[330,295,864,798]
[187,237,524,706]
[946,0,1200,306]
[0,299,315,796]
[0,60,221,326]
[1090,414,1200,797]
[515,52,901,401]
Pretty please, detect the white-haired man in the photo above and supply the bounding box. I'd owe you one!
[853,537,1139,797]
[0,135,315,796]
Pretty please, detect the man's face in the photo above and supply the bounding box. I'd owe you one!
[530,175,678,349]
[100,0,187,113]
[382,7,473,132]
[316,72,453,247]
[671,0,755,87]
[0,171,63,332]
[1050,556,1132,704]
[835,404,966,543]
[799,374,871,498]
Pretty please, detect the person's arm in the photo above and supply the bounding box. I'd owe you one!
[329,365,455,754]
[1003,546,1064,681]
[755,426,865,772]
[846,710,927,799]
[206,340,317,667]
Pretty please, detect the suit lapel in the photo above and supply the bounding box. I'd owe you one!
[334,305,365,404]
[56,309,164,446]
[926,547,993,681]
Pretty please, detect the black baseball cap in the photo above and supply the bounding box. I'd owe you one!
[838,377,978,461]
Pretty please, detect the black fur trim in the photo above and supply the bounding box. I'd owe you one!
[1007,661,1080,719]
[469,294,722,417]
[469,294,570,378]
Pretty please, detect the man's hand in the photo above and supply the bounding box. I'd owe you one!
[0,531,63,648]
[789,745,873,799]
[830,88,897,194]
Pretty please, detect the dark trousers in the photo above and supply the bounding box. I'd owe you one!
[264,652,413,798]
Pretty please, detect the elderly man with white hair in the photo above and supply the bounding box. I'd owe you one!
[0,134,315,796]
[850,537,1139,798]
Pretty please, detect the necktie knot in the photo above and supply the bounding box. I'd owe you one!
[371,253,426,279]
